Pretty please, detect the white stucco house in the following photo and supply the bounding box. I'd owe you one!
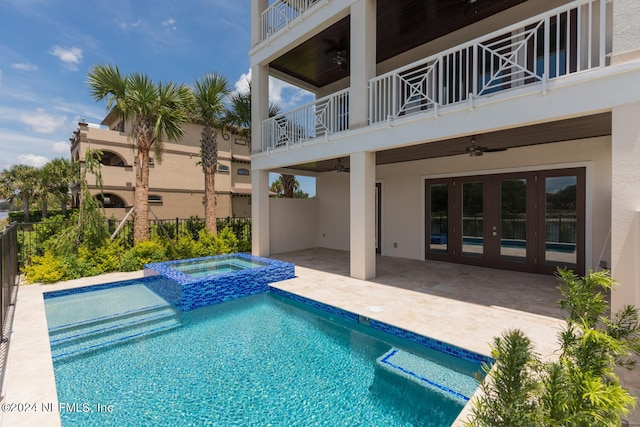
[249,0,640,313]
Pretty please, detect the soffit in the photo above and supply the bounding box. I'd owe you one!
[285,113,612,173]
[269,0,527,89]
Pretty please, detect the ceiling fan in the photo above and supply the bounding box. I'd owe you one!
[323,37,348,71]
[463,136,507,157]
[334,158,350,173]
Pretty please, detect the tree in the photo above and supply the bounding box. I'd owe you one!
[190,73,231,234]
[37,158,76,218]
[224,80,280,154]
[87,64,191,243]
[0,164,38,222]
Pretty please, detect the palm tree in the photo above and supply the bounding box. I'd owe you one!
[224,81,280,154]
[87,64,191,243]
[224,82,298,201]
[190,73,231,234]
[0,164,38,221]
[41,158,77,216]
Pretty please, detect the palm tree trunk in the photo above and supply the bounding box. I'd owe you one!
[204,167,217,234]
[42,194,48,218]
[281,174,295,198]
[134,148,150,243]
[21,194,30,222]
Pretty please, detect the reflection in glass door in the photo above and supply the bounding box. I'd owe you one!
[500,179,527,263]
[543,175,578,270]
[461,182,483,257]
[425,168,584,275]
[429,183,449,254]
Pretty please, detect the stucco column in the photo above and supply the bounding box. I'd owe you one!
[250,62,271,257]
[251,168,270,257]
[251,0,268,48]
[611,0,640,64]
[349,0,376,129]
[350,151,376,280]
[610,102,640,312]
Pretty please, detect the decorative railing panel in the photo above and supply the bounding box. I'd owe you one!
[261,0,321,41]
[262,89,349,151]
[370,0,608,123]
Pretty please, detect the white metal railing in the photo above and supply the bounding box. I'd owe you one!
[262,89,349,151]
[370,0,609,123]
[261,0,321,41]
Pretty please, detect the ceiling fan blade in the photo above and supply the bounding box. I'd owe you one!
[483,147,508,152]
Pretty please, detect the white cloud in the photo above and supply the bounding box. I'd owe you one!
[162,18,176,30]
[49,45,83,70]
[52,141,70,154]
[11,62,38,71]
[19,108,67,134]
[233,69,314,111]
[116,19,141,30]
[17,154,49,168]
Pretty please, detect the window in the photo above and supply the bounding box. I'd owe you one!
[218,164,229,173]
[237,168,250,176]
[148,194,163,203]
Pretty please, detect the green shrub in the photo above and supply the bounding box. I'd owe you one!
[24,251,66,284]
[120,240,167,272]
[467,269,639,427]
[195,227,238,257]
[60,253,99,280]
[79,240,123,274]
[237,240,251,253]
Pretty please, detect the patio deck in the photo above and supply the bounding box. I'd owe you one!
[1,248,637,426]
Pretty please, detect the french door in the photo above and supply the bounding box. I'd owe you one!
[425,168,585,275]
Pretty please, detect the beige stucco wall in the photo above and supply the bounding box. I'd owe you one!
[317,171,350,251]
[611,102,640,311]
[313,136,612,272]
[269,198,319,254]
[72,121,251,220]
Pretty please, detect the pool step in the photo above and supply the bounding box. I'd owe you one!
[376,348,478,402]
[49,305,181,361]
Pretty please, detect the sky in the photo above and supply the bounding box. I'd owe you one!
[0,0,316,195]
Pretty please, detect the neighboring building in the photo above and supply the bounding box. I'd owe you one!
[70,117,253,220]
[249,0,640,312]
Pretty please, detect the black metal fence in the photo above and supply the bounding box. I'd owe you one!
[16,217,251,268]
[1,224,19,342]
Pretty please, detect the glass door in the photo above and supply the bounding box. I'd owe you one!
[539,169,585,274]
[461,181,484,259]
[500,177,529,263]
[426,181,450,259]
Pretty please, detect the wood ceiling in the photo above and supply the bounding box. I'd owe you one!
[287,113,612,173]
[270,0,527,89]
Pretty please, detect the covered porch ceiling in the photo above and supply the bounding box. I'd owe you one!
[284,112,612,173]
[270,0,527,89]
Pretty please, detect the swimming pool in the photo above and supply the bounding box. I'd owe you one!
[44,282,487,426]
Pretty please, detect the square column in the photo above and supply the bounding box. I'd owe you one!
[350,151,376,280]
[349,0,376,128]
[611,102,640,312]
[251,168,270,257]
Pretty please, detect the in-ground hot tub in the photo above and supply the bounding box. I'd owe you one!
[144,253,295,312]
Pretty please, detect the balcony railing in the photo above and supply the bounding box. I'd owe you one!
[262,89,349,151]
[261,0,321,41]
[370,0,608,123]
[260,0,609,151]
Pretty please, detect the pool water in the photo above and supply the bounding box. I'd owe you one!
[47,288,480,426]
[171,256,268,279]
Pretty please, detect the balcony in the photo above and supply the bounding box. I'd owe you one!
[261,0,322,41]
[260,0,609,152]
